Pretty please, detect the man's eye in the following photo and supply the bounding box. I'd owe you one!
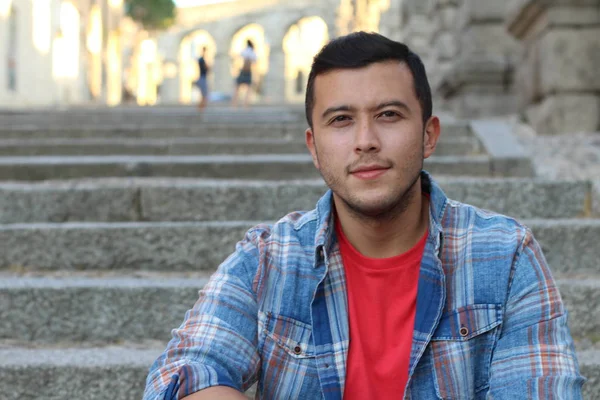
[381,111,398,118]
[333,115,350,122]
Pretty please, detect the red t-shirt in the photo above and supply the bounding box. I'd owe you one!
[336,221,427,399]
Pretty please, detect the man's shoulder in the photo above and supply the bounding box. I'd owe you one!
[439,198,532,302]
[442,197,529,244]
[245,208,319,246]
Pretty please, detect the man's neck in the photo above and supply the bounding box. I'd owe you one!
[334,186,430,259]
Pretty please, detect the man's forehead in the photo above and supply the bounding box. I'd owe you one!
[319,60,406,79]
[312,62,416,109]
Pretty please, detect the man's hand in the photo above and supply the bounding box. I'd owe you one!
[183,386,249,400]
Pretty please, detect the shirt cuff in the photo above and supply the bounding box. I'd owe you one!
[163,363,239,400]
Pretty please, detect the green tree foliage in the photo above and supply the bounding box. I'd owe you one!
[125,0,176,31]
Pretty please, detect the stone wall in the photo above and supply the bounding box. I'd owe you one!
[390,0,600,134]
[436,0,521,118]
[507,0,600,134]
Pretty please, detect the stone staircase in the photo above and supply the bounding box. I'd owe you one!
[0,106,598,399]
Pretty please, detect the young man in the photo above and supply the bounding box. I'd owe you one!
[144,32,584,399]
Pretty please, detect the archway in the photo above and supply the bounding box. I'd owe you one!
[283,17,329,103]
[179,30,216,104]
[229,23,269,103]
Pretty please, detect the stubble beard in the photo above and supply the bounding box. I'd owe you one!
[339,165,423,222]
[315,149,424,223]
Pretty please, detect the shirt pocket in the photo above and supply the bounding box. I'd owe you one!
[430,304,503,400]
[258,312,320,398]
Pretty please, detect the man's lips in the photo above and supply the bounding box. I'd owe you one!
[350,165,390,179]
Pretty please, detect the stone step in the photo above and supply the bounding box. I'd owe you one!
[579,349,600,399]
[0,108,304,127]
[0,178,591,224]
[0,344,595,399]
[0,344,161,400]
[0,122,471,139]
[0,219,597,275]
[0,137,309,156]
[0,124,309,139]
[0,154,494,180]
[0,136,479,156]
[0,273,597,343]
[0,344,259,400]
[0,273,211,343]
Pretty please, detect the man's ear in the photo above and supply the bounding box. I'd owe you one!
[423,116,441,159]
[305,127,320,169]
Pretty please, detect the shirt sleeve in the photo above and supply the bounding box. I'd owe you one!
[143,228,263,400]
[487,228,585,398]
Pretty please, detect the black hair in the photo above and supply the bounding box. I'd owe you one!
[246,39,254,49]
[305,31,432,129]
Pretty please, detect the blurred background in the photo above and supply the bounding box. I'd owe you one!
[0,1,599,399]
[0,0,597,135]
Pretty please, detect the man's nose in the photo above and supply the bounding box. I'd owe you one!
[354,118,380,153]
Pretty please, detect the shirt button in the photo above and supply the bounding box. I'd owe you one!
[293,345,302,355]
[318,248,324,259]
[459,326,469,337]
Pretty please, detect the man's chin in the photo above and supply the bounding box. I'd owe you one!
[344,196,401,219]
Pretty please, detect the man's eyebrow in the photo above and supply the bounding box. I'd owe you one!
[321,105,354,120]
[372,101,411,112]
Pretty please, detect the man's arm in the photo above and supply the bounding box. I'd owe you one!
[183,386,247,399]
[488,229,585,397]
[143,228,264,400]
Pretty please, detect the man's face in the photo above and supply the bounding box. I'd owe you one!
[306,61,439,218]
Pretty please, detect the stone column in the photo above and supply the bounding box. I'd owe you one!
[426,0,462,105]
[437,0,520,118]
[401,0,435,64]
[158,65,179,104]
[379,0,404,40]
[207,51,229,100]
[156,33,180,104]
[261,45,286,104]
[507,0,600,134]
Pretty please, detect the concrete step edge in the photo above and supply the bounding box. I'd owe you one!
[1,218,598,230]
[0,176,589,189]
[0,345,596,368]
[0,273,598,289]
[0,344,164,367]
[0,154,491,164]
[0,136,476,146]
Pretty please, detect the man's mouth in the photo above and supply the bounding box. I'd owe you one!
[350,165,390,180]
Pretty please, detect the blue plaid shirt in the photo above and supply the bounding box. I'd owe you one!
[144,172,584,399]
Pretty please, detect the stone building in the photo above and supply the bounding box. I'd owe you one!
[0,0,125,108]
[0,0,596,134]
[155,0,597,134]
[398,0,600,134]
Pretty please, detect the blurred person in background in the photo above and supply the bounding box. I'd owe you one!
[197,47,210,110]
[232,39,257,108]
